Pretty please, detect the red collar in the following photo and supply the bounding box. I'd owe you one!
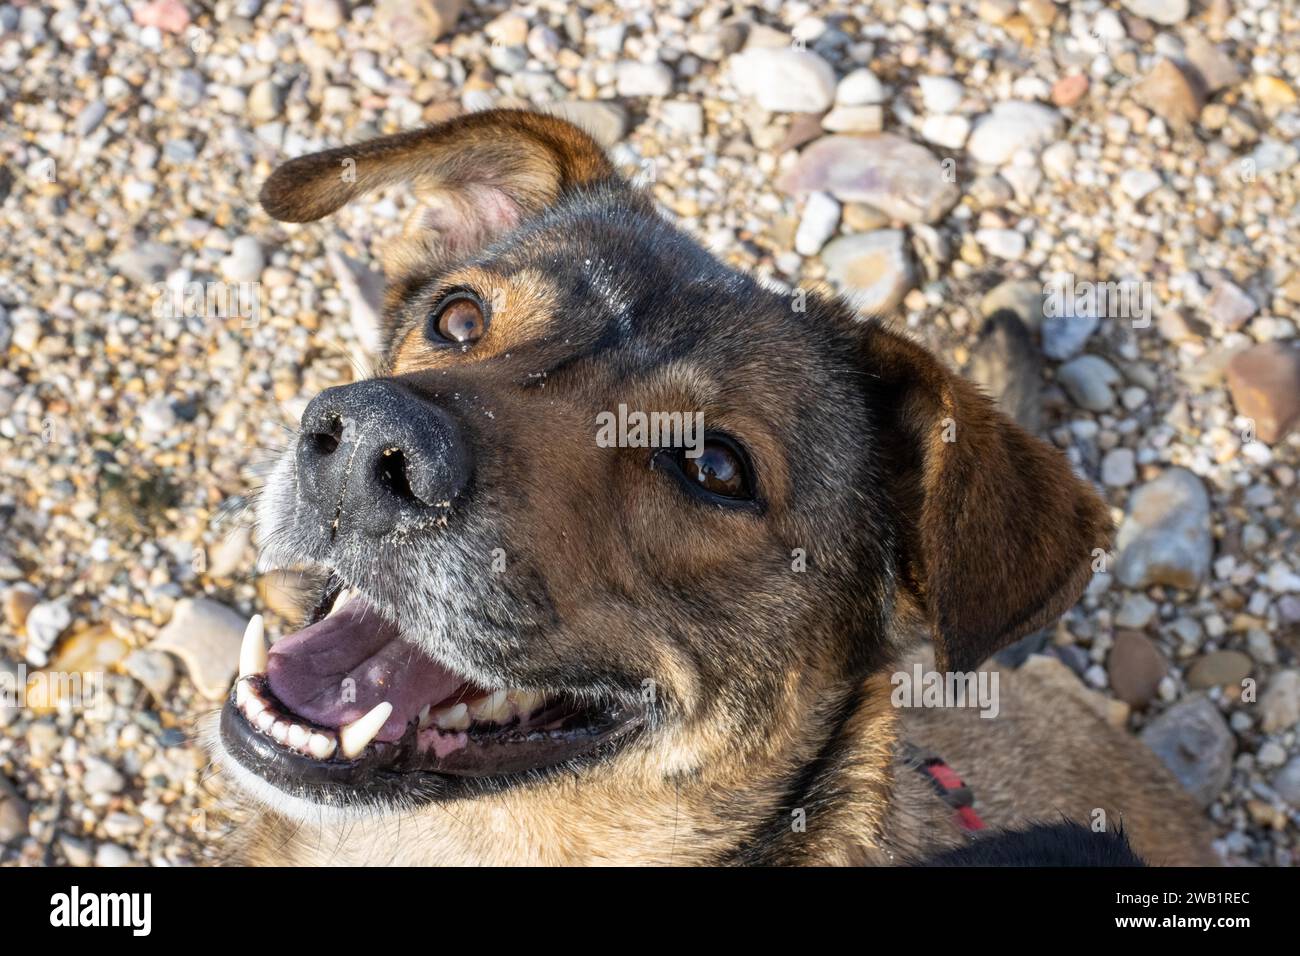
[912,751,986,832]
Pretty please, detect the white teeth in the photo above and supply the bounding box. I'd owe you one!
[244,694,265,718]
[307,733,336,759]
[271,721,289,744]
[239,614,267,678]
[235,680,251,706]
[255,710,275,732]
[434,702,470,731]
[287,724,309,750]
[328,588,358,617]
[469,689,511,723]
[338,701,392,759]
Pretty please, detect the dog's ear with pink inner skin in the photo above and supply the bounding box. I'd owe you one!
[259,109,618,277]
[857,320,1113,673]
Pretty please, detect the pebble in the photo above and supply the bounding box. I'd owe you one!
[122,648,177,699]
[730,47,836,113]
[1101,447,1137,487]
[967,101,1064,165]
[918,76,964,114]
[820,230,914,315]
[82,758,126,796]
[1135,59,1205,127]
[974,228,1025,260]
[151,598,248,701]
[660,101,704,137]
[1057,355,1121,411]
[1225,344,1300,444]
[1119,170,1162,201]
[1273,758,1300,806]
[1108,630,1167,707]
[794,192,841,257]
[221,236,265,283]
[1183,35,1242,93]
[822,106,884,133]
[0,776,28,844]
[94,843,133,867]
[1115,593,1158,630]
[374,0,463,44]
[1140,696,1234,807]
[326,248,386,356]
[1051,74,1089,108]
[1261,671,1300,734]
[1120,0,1189,23]
[1041,310,1099,361]
[109,241,179,286]
[1115,468,1213,590]
[920,114,971,149]
[23,599,71,667]
[779,134,959,225]
[1187,651,1253,690]
[133,0,190,33]
[616,61,674,98]
[1205,281,1258,331]
[302,0,345,31]
[836,68,885,106]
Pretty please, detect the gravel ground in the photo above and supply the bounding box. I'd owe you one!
[1,0,1297,866]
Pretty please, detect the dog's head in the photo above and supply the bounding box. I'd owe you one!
[216,110,1109,855]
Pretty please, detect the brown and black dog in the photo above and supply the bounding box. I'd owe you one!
[210,110,1217,866]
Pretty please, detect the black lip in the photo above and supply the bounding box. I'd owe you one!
[219,686,645,805]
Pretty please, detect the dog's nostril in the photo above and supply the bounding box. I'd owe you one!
[375,447,416,501]
[308,414,344,456]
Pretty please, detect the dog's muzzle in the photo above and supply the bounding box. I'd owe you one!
[296,379,471,537]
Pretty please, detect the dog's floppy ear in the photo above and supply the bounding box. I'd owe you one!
[259,109,616,270]
[858,320,1112,672]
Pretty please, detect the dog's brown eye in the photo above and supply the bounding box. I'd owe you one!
[682,442,746,497]
[429,294,487,345]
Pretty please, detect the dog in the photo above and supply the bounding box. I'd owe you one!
[209,110,1218,865]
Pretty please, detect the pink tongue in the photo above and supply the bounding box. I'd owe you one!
[266,600,465,742]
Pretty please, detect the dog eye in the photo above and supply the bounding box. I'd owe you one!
[428,293,488,345]
[658,435,756,505]
[683,442,746,497]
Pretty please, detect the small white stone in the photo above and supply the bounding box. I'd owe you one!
[794,192,841,257]
[921,114,971,148]
[975,228,1026,260]
[1120,169,1163,200]
[835,67,885,106]
[918,75,964,114]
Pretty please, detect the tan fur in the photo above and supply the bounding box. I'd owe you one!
[222,110,1218,867]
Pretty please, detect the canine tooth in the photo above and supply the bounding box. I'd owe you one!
[307,733,336,760]
[239,614,267,678]
[434,702,470,731]
[509,690,545,715]
[328,588,357,617]
[288,724,309,750]
[469,689,511,723]
[339,701,392,759]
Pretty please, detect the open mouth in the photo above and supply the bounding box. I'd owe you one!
[219,578,644,804]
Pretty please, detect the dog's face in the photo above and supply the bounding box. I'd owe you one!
[216,111,1109,859]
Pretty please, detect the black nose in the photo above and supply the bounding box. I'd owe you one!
[296,380,470,538]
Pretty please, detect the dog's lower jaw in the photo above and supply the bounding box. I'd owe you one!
[207,673,913,867]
